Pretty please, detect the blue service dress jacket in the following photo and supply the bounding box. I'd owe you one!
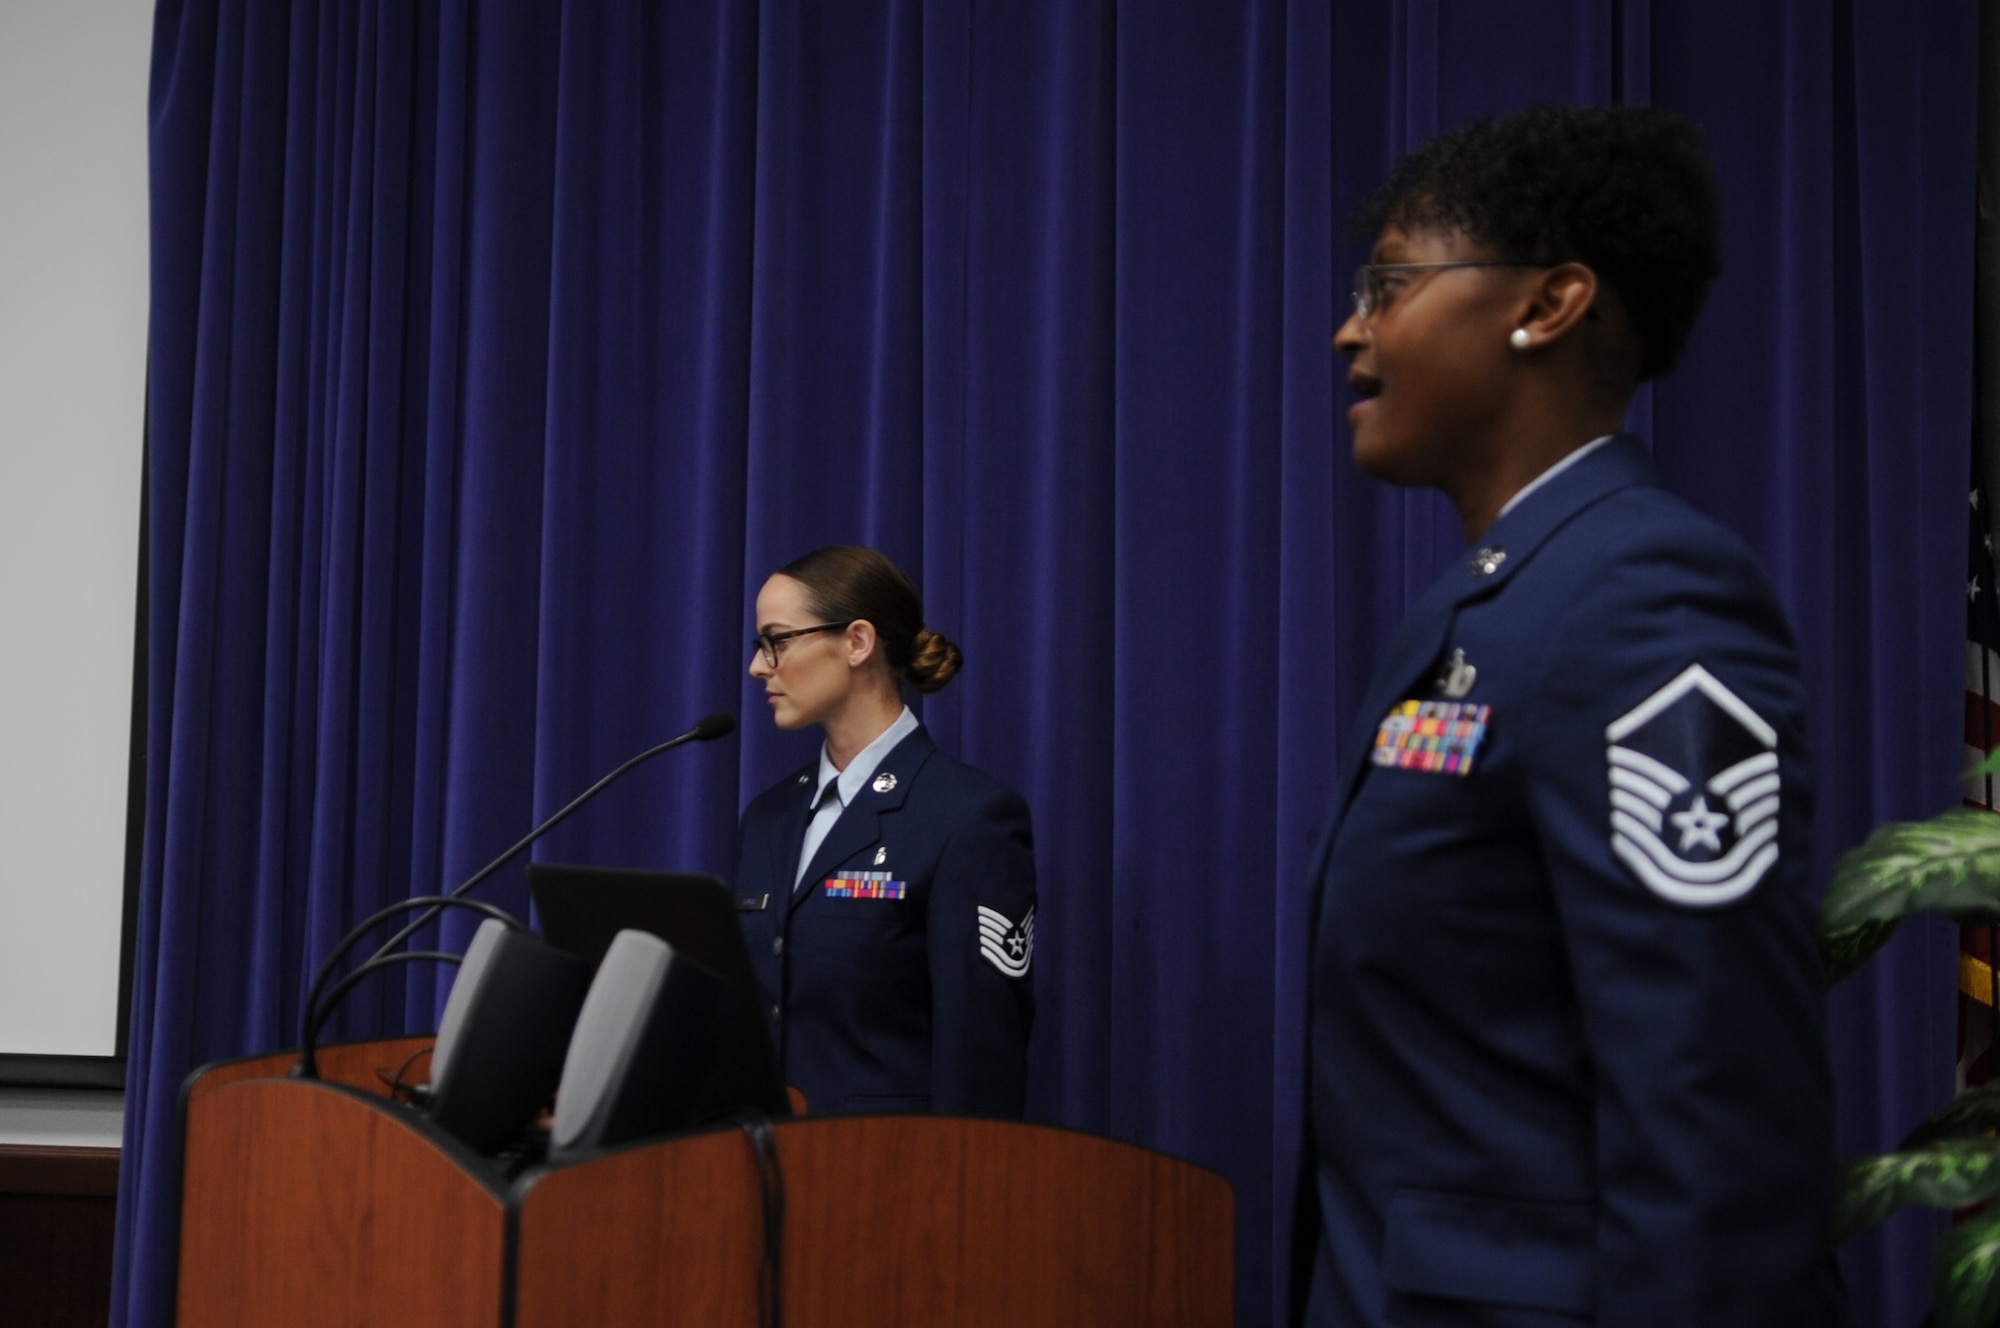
[1297,436,1847,1327]
[735,723,1036,1118]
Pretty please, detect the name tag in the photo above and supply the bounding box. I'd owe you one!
[824,871,907,900]
[735,893,770,912]
[1372,700,1491,775]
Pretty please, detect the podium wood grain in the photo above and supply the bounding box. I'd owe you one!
[176,1043,1233,1326]
[513,1115,1233,1327]
[177,1078,505,1327]
[183,1035,434,1103]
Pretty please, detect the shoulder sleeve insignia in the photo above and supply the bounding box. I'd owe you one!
[1605,663,1781,907]
[977,904,1034,978]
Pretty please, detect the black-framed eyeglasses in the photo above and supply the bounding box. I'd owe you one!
[1350,261,1543,321]
[751,621,853,670]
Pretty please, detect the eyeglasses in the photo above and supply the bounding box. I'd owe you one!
[1350,261,1543,321]
[751,621,853,670]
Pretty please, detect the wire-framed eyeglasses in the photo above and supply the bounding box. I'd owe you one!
[1350,261,1543,321]
[751,621,853,670]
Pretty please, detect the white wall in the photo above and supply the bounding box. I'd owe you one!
[0,0,151,1068]
[0,1088,124,1147]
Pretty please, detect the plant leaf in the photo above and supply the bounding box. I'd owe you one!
[1820,809,2000,932]
[1834,1138,2000,1246]
[1975,749,2000,781]
[1822,917,1903,987]
[1935,1208,2000,1328]
[1902,1085,2000,1152]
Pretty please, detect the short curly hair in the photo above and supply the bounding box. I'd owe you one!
[1355,103,1723,381]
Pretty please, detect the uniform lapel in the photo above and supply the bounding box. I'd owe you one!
[1329,573,1464,818]
[1478,434,1658,579]
[1311,436,1662,882]
[789,725,935,914]
[773,770,818,891]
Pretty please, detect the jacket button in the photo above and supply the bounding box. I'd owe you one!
[770,1004,782,1023]
[772,937,784,957]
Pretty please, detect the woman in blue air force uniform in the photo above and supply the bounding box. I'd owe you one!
[1296,106,1848,1326]
[734,545,1035,1118]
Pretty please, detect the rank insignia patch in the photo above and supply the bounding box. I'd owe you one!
[1372,700,1491,775]
[978,904,1034,978]
[1606,663,1781,906]
[824,871,907,900]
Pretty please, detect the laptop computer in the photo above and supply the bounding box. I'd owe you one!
[526,862,790,1121]
[528,862,756,987]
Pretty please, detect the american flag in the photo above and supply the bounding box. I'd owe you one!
[1960,477,2000,1089]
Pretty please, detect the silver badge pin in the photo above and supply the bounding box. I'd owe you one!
[873,846,887,866]
[1439,648,1478,699]
[1471,547,1507,576]
[798,773,811,786]
[872,772,897,793]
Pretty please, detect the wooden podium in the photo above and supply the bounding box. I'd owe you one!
[176,1039,1234,1326]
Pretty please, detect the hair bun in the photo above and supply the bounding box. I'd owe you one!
[906,627,963,693]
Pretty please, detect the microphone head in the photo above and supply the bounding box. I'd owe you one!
[691,712,736,742]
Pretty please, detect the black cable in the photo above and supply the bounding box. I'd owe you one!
[295,894,523,1078]
[379,1042,437,1105]
[734,1113,785,1328]
[300,896,522,1047]
[297,950,461,1079]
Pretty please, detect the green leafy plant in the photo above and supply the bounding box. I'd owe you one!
[1823,792,2000,1328]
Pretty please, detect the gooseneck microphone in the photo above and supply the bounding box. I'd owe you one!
[438,711,736,909]
[297,712,737,1071]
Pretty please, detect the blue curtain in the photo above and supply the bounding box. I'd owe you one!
[117,2,1975,1325]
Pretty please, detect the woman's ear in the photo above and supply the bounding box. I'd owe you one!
[845,619,878,669]
[1514,262,1599,349]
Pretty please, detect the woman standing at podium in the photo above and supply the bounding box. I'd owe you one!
[735,545,1035,1118]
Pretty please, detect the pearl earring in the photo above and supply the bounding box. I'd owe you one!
[1509,328,1532,351]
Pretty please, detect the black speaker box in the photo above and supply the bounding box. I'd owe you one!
[548,928,732,1158]
[425,919,592,1153]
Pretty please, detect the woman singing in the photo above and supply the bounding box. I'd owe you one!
[1297,105,1846,1326]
